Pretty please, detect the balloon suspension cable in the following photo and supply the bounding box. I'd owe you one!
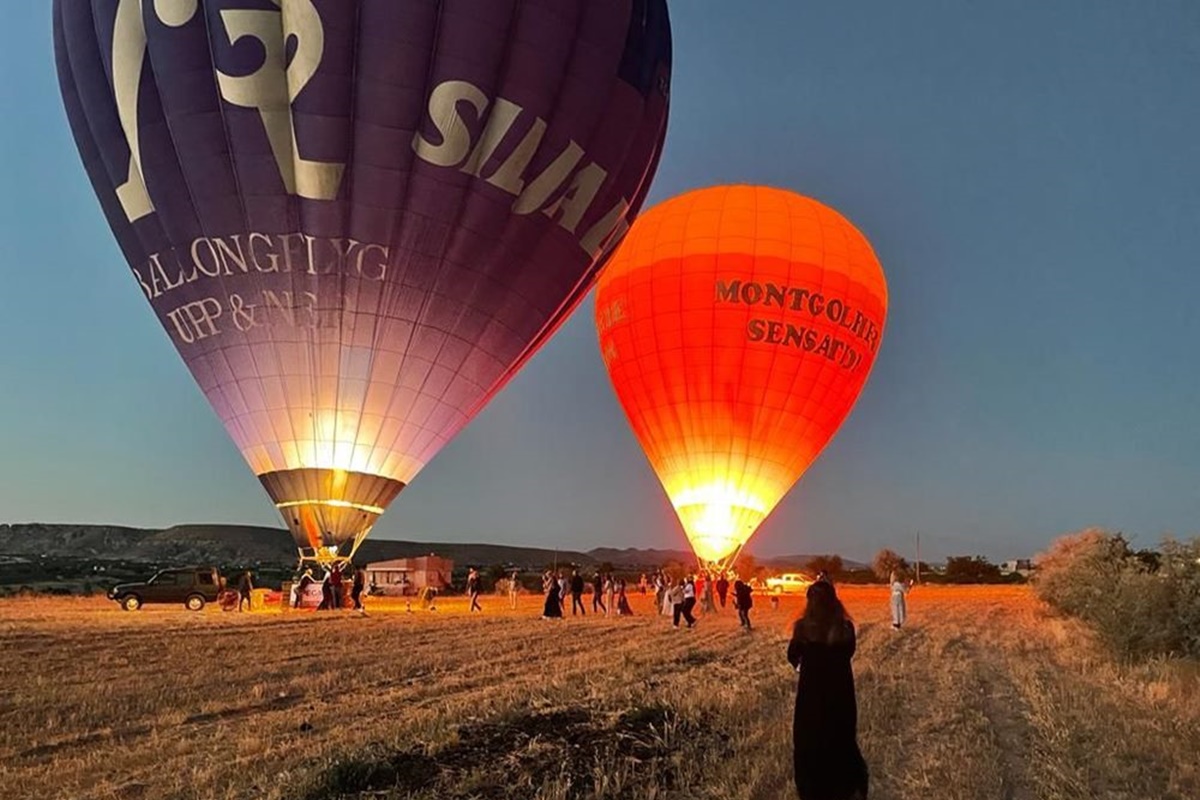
[697,542,746,577]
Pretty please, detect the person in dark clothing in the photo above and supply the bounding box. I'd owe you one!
[329,564,343,609]
[616,579,634,615]
[715,574,730,608]
[350,567,365,611]
[542,577,563,618]
[680,576,698,627]
[467,568,482,612]
[318,569,334,611]
[592,573,607,614]
[237,571,254,612]
[786,580,868,800]
[733,579,754,629]
[569,569,586,615]
[293,569,314,609]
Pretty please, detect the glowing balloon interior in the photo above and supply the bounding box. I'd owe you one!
[596,186,887,570]
[55,0,671,564]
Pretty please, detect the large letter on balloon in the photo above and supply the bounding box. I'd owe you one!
[596,186,887,570]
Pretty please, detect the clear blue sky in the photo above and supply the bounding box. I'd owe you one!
[3,1,1199,562]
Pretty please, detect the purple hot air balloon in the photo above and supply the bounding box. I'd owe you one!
[54,0,672,565]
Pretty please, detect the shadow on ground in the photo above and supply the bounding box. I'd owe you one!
[298,705,731,800]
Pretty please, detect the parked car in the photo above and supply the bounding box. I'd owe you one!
[107,567,223,611]
[764,572,813,594]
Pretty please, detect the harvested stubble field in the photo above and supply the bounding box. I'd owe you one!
[2,586,1198,800]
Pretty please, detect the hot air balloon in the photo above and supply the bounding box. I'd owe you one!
[55,0,671,565]
[595,186,887,571]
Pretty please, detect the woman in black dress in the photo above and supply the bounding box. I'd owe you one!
[786,580,868,800]
[542,576,563,618]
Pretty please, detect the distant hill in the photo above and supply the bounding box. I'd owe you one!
[0,522,866,571]
[0,523,665,570]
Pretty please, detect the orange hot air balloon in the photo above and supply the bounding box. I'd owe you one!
[595,186,888,570]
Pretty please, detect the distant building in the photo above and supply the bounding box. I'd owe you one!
[1001,559,1034,577]
[365,555,453,596]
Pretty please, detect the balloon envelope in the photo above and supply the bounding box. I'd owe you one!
[595,186,887,568]
[55,0,671,562]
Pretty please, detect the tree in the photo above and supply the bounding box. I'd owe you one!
[872,549,908,581]
[804,554,844,577]
[733,552,757,579]
[944,555,1003,584]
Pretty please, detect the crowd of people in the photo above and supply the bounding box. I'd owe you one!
[530,567,760,630]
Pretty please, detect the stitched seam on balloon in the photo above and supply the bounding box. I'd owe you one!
[370,0,450,483]
[445,0,596,435]
[191,0,299,482]
[344,6,441,483]
[401,0,527,468]
[147,4,260,470]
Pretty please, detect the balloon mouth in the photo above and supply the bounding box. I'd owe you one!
[259,468,405,564]
[672,487,769,568]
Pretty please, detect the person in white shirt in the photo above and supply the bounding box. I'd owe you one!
[679,576,698,628]
[889,570,913,629]
[668,581,685,625]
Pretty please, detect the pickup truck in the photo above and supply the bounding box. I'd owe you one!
[764,572,813,594]
[107,567,224,611]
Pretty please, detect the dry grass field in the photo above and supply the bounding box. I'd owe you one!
[2,586,1198,800]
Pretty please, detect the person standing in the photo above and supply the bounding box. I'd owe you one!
[557,573,568,613]
[237,570,254,612]
[700,574,716,614]
[680,576,698,627]
[733,579,754,630]
[592,572,607,614]
[716,573,730,608]
[542,575,563,619]
[605,573,617,617]
[467,568,483,612]
[662,578,676,617]
[889,570,912,629]
[669,581,686,627]
[638,573,648,595]
[293,568,314,609]
[329,564,343,609]
[317,569,333,611]
[617,579,634,615]
[786,580,868,800]
[509,570,521,610]
[350,566,365,611]
[654,573,666,615]
[569,569,586,616]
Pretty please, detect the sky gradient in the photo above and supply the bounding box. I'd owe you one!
[2,1,1199,562]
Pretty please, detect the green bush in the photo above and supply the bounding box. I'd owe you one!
[1033,529,1200,660]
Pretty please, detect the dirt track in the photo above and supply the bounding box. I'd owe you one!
[1,587,1197,799]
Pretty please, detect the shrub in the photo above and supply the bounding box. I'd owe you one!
[943,555,1004,584]
[1033,529,1200,659]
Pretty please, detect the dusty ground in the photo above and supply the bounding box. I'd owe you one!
[1,586,1197,799]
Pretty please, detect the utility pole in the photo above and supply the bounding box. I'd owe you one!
[915,531,921,584]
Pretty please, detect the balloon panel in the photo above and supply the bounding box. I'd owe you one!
[596,186,887,566]
[55,0,672,558]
